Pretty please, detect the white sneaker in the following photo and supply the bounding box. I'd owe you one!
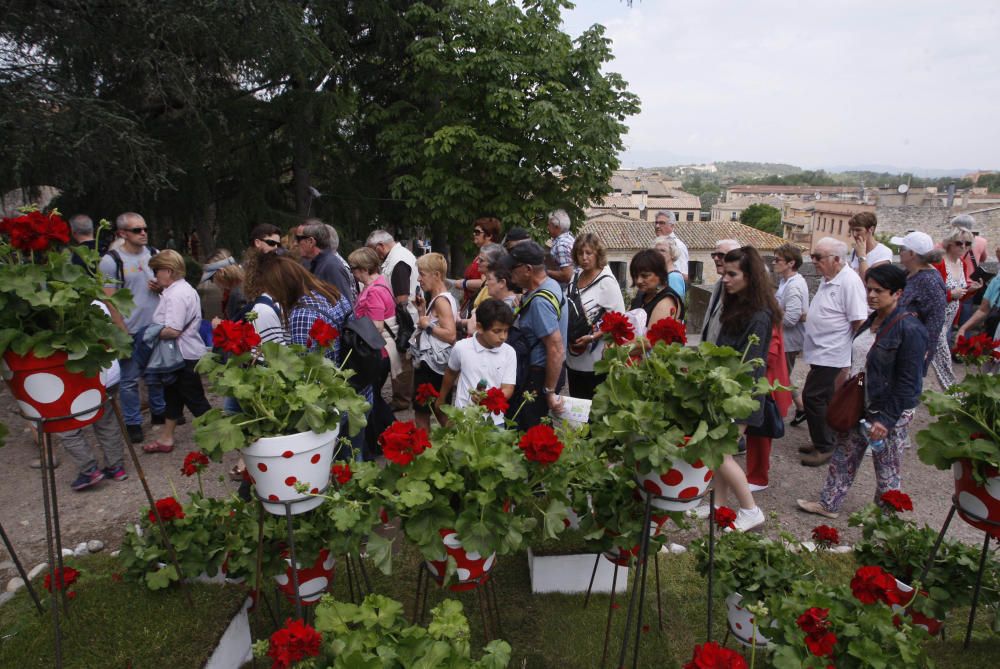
[731,506,765,532]
[748,483,768,492]
[688,504,712,520]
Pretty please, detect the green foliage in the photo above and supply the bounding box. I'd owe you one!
[314,461,391,572]
[590,339,773,471]
[301,594,511,668]
[0,220,133,375]
[690,531,809,606]
[194,340,369,459]
[767,579,934,668]
[374,406,584,572]
[118,493,256,590]
[849,503,1000,619]
[739,202,783,236]
[917,369,1000,481]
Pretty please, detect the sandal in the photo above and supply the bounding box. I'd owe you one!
[143,440,174,454]
[229,464,246,481]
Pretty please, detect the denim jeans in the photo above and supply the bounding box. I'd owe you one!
[119,356,166,425]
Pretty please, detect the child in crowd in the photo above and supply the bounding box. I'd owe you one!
[434,298,516,426]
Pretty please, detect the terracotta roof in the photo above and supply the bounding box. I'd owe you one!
[728,185,859,195]
[648,194,702,209]
[591,193,636,208]
[580,215,797,252]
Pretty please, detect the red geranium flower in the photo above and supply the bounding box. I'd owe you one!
[331,463,352,485]
[713,506,736,530]
[415,383,440,407]
[811,524,839,547]
[181,451,210,477]
[212,319,261,356]
[308,319,339,348]
[518,424,565,465]
[682,640,748,669]
[804,631,837,658]
[1,211,71,253]
[379,420,431,466]
[647,317,687,347]
[880,490,913,513]
[953,334,1000,362]
[479,387,509,415]
[267,617,322,669]
[850,565,900,606]
[148,496,185,524]
[43,566,80,593]
[599,311,635,345]
[796,607,830,636]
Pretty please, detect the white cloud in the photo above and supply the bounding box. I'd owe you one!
[561,0,1000,170]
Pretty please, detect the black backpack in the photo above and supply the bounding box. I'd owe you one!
[383,301,415,354]
[340,316,386,392]
[106,246,158,285]
[566,273,611,344]
[507,288,564,393]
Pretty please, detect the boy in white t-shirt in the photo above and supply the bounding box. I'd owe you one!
[434,299,516,426]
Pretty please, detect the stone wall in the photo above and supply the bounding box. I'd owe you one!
[876,205,1000,247]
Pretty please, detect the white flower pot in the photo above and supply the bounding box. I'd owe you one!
[637,456,713,512]
[242,428,339,515]
[726,592,772,647]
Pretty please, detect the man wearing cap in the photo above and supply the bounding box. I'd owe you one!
[499,241,568,429]
[654,211,690,280]
[800,237,868,467]
[98,212,165,444]
[545,209,575,290]
[295,219,356,305]
[503,227,531,250]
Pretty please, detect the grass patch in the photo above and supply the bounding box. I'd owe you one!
[2,546,997,668]
[0,554,245,668]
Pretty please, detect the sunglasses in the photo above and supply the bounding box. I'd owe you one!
[810,254,832,261]
[126,227,148,234]
[953,241,973,247]
[295,235,313,242]
[258,238,280,247]
[710,252,726,259]
[473,229,485,235]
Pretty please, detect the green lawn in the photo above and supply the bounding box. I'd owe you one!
[2,546,998,668]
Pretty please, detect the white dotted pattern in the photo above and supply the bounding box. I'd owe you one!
[23,373,64,403]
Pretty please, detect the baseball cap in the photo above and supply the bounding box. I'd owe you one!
[949,214,975,230]
[200,255,238,283]
[496,241,546,272]
[890,231,934,256]
[504,227,531,244]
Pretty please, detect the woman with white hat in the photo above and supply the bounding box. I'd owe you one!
[892,231,948,382]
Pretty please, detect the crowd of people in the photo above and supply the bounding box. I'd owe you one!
[43,209,1000,538]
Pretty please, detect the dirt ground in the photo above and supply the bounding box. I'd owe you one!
[0,362,988,585]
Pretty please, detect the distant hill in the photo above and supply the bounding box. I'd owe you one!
[821,164,974,179]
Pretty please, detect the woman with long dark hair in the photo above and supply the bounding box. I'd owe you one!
[702,246,784,531]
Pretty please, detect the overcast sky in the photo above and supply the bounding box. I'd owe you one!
[560,0,1000,172]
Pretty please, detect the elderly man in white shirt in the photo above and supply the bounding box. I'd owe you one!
[654,210,689,280]
[799,237,868,467]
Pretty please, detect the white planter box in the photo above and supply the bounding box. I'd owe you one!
[203,596,253,669]
[527,548,629,595]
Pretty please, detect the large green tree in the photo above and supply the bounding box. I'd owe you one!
[739,203,783,236]
[1,0,638,261]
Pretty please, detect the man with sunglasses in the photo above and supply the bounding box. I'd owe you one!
[295,219,356,305]
[250,223,283,254]
[799,237,868,467]
[98,212,165,444]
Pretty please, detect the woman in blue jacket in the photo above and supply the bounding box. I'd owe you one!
[798,264,929,518]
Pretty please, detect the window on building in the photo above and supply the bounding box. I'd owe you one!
[730,212,737,221]
[838,221,843,235]
[686,211,694,221]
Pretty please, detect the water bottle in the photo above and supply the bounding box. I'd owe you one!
[859,419,885,453]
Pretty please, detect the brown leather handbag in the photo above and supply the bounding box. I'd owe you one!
[825,312,912,433]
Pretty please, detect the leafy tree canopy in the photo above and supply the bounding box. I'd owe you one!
[739,203,782,236]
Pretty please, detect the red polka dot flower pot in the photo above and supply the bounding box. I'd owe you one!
[425,528,496,592]
[637,456,713,513]
[725,592,774,647]
[952,459,1000,539]
[274,548,335,605]
[2,350,107,433]
[242,428,340,515]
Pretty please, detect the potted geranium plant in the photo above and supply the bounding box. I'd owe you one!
[766,569,934,668]
[254,594,511,668]
[0,208,132,431]
[918,333,1000,536]
[194,319,369,514]
[373,402,579,589]
[590,317,774,512]
[848,490,1000,631]
[691,527,809,646]
[118,491,255,590]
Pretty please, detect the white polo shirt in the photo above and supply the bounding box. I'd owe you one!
[803,265,868,368]
[446,334,517,425]
[848,243,893,272]
[667,232,689,276]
